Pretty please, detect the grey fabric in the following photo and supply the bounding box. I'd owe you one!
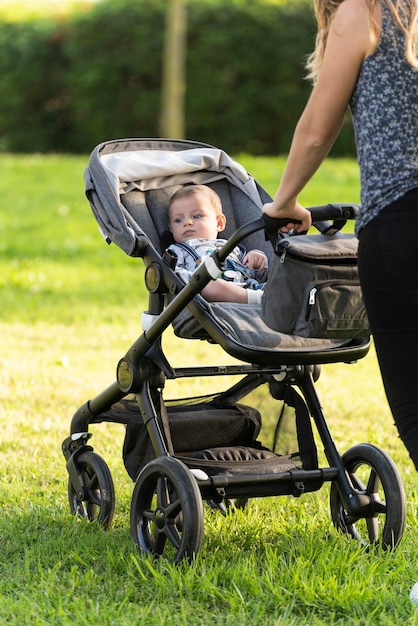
[172,300,346,352]
[120,178,272,257]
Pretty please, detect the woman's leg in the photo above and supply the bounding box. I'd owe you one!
[358,189,418,469]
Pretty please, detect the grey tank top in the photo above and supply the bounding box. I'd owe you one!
[349,3,418,234]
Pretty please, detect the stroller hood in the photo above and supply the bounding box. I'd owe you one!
[85,138,264,257]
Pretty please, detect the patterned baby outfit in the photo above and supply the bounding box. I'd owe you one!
[168,238,267,289]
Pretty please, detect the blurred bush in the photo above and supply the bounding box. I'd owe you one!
[0,0,355,155]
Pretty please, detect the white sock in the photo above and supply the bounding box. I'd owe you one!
[247,289,263,305]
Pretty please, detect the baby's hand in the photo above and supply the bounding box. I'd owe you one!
[243,250,267,270]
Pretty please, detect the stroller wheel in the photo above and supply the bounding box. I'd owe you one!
[67,450,115,529]
[330,443,406,550]
[130,456,204,564]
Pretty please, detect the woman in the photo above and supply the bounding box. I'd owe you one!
[263,0,418,467]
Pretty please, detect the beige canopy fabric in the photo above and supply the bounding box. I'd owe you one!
[101,147,263,208]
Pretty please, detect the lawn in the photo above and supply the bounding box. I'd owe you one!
[1,152,418,625]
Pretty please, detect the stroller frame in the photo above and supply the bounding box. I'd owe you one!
[62,138,406,563]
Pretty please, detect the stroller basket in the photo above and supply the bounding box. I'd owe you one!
[62,138,406,564]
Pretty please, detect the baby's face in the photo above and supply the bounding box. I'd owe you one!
[169,196,224,243]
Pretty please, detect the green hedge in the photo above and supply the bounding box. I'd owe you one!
[0,0,355,155]
[0,19,70,151]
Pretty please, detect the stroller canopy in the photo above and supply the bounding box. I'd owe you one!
[85,139,266,257]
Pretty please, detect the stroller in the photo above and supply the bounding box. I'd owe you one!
[62,138,406,563]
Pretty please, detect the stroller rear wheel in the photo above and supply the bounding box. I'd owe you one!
[67,450,115,529]
[330,443,406,550]
[130,456,204,564]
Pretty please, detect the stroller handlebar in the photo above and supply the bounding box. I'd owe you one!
[262,202,360,235]
[215,203,360,263]
[308,202,360,221]
[262,202,360,247]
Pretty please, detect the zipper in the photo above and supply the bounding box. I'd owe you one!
[308,287,317,305]
[278,240,289,263]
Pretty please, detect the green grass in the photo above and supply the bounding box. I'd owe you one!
[2,152,418,625]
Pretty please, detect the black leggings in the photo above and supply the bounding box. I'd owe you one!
[358,188,418,470]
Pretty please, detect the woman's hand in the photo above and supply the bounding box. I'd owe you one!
[262,200,312,233]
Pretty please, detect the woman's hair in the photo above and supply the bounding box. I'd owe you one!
[306,0,418,81]
[168,185,223,214]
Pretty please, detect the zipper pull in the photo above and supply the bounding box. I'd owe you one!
[278,240,289,263]
[309,287,317,305]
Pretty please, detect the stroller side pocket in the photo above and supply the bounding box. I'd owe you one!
[295,279,369,338]
[262,233,370,338]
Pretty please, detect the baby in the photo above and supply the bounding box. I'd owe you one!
[167,185,267,304]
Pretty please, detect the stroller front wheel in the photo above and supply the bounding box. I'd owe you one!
[130,456,204,564]
[67,450,115,529]
[329,443,406,550]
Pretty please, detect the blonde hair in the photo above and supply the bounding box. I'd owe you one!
[168,185,223,215]
[306,0,418,81]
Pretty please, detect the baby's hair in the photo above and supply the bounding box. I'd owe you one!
[169,185,223,214]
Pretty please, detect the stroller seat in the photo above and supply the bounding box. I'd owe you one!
[86,137,369,365]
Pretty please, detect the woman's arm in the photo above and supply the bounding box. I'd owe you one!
[263,0,375,232]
